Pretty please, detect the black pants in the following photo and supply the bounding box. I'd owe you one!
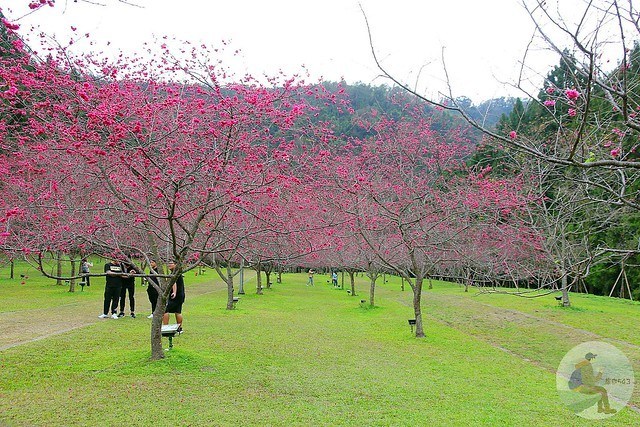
[120,281,135,313]
[103,285,121,315]
[80,274,91,287]
[146,284,159,312]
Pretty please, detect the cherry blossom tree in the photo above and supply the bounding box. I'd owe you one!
[0,27,331,358]
[320,104,527,338]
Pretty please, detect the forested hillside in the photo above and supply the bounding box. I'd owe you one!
[309,82,514,143]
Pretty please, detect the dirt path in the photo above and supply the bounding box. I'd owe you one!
[0,275,254,352]
[0,301,99,351]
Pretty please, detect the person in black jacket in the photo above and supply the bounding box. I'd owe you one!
[99,258,124,319]
[163,261,185,332]
[118,261,137,318]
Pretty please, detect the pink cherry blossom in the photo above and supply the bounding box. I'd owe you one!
[509,131,517,140]
[544,100,556,107]
[1,18,20,31]
[565,89,580,100]
[546,87,555,94]
[610,148,621,157]
[568,108,576,117]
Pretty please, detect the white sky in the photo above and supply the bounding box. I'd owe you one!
[3,0,560,103]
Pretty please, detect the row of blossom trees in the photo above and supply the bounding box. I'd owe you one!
[0,17,551,356]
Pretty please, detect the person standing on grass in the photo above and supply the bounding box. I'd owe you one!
[306,269,315,286]
[99,258,124,319]
[146,260,160,319]
[331,271,338,287]
[118,261,137,318]
[81,258,93,287]
[163,261,185,332]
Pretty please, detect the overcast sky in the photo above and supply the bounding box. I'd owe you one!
[4,0,558,103]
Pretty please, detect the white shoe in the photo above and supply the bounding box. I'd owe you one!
[147,314,153,319]
[111,313,119,319]
[98,314,109,319]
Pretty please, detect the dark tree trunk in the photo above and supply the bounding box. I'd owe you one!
[56,251,63,286]
[349,271,356,296]
[561,273,571,307]
[265,271,272,289]
[225,267,235,310]
[150,292,168,360]
[149,264,174,361]
[10,259,14,279]
[369,277,376,307]
[412,277,425,338]
[146,235,167,360]
[238,259,245,295]
[213,261,237,310]
[256,262,263,295]
[69,255,77,293]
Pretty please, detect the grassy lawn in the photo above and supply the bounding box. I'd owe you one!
[0,264,638,426]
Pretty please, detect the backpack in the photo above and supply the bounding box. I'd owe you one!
[568,368,582,390]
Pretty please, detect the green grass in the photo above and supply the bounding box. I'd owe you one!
[0,265,638,426]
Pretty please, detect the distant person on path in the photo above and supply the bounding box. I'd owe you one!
[81,258,93,287]
[118,261,137,318]
[331,271,338,287]
[146,260,160,319]
[163,261,185,332]
[99,258,124,319]
[569,352,616,414]
[306,269,315,286]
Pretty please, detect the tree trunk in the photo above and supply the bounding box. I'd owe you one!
[150,292,168,360]
[369,277,376,307]
[412,277,426,338]
[145,232,166,360]
[10,259,14,279]
[256,262,263,295]
[56,251,63,286]
[349,271,356,296]
[69,255,77,293]
[561,273,571,307]
[214,261,237,310]
[277,267,282,284]
[401,277,405,291]
[226,265,236,310]
[238,259,245,295]
[265,271,272,289]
